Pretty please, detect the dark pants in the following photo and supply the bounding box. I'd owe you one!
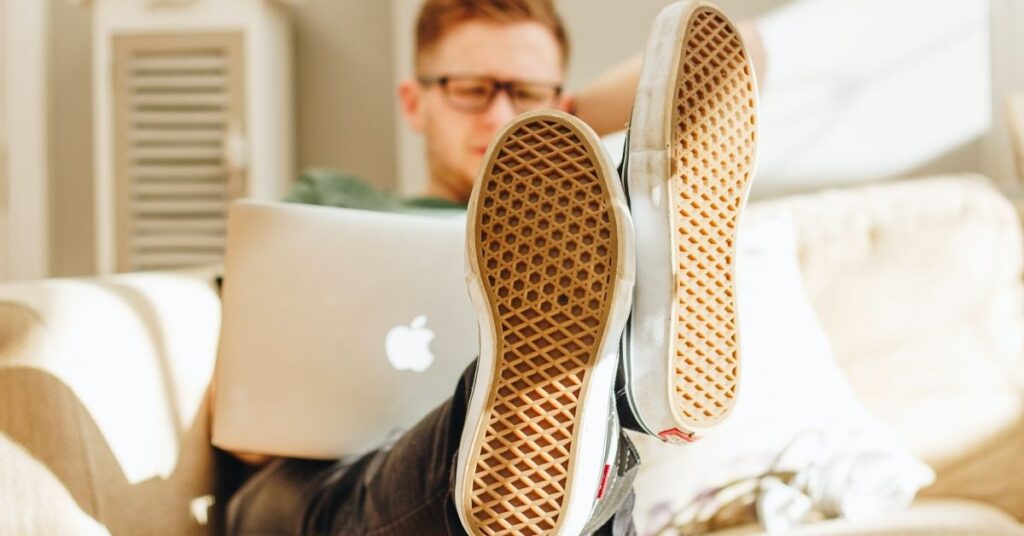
[226,360,638,535]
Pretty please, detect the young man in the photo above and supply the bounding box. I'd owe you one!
[226,1,760,534]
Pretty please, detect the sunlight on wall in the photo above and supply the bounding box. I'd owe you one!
[753,0,990,197]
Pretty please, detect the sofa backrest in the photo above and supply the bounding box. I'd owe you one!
[759,175,1024,520]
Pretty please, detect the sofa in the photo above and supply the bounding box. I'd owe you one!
[1,176,1022,535]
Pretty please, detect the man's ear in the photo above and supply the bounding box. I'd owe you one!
[398,78,426,133]
[557,91,574,114]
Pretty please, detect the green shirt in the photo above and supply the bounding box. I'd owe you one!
[284,168,467,216]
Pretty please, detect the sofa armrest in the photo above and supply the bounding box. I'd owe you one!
[0,266,225,535]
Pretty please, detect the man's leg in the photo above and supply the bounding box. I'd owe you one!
[226,457,338,535]
[226,358,639,535]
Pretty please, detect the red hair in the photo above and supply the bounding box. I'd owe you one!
[414,0,569,69]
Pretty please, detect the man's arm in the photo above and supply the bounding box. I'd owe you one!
[570,20,766,137]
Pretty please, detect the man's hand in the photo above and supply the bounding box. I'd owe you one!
[230,451,276,467]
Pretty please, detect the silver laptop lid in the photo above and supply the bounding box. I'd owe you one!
[212,200,478,459]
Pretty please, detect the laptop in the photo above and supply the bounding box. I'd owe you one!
[211,200,479,459]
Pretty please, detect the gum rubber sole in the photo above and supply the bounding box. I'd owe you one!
[668,5,756,431]
[460,112,628,535]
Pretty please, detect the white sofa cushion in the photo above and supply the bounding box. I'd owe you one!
[763,176,1024,520]
[710,499,1024,536]
[0,267,222,536]
[631,212,927,535]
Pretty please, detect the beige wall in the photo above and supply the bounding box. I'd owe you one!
[0,0,6,281]
[6,0,51,281]
[988,0,1024,187]
[49,0,94,277]
[292,2,397,191]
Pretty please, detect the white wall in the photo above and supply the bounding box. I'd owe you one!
[752,0,990,198]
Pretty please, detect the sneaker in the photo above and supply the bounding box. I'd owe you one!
[456,110,636,535]
[618,0,759,443]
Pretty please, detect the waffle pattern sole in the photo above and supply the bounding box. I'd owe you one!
[669,6,757,430]
[463,114,622,535]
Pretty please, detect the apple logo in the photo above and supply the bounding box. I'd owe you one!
[385,315,436,372]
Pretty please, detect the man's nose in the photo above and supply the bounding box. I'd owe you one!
[479,90,518,129]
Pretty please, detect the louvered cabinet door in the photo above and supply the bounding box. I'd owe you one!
[112,33,245,272]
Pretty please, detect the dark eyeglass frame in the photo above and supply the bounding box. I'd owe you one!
[417,74,563,113]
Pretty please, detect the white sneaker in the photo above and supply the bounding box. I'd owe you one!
[456,110,635,535]
[618,0,759,444]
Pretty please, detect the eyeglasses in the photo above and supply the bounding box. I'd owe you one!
[417,75,563,113]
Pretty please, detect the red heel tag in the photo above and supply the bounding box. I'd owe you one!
[596,464,612,499]
[658,428,697,444]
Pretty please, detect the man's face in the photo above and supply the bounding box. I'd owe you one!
[399,21,567,202]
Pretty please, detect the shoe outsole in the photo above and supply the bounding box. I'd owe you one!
[623,0,757,441]
[459,111,633,535]
[668,5,756,431]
